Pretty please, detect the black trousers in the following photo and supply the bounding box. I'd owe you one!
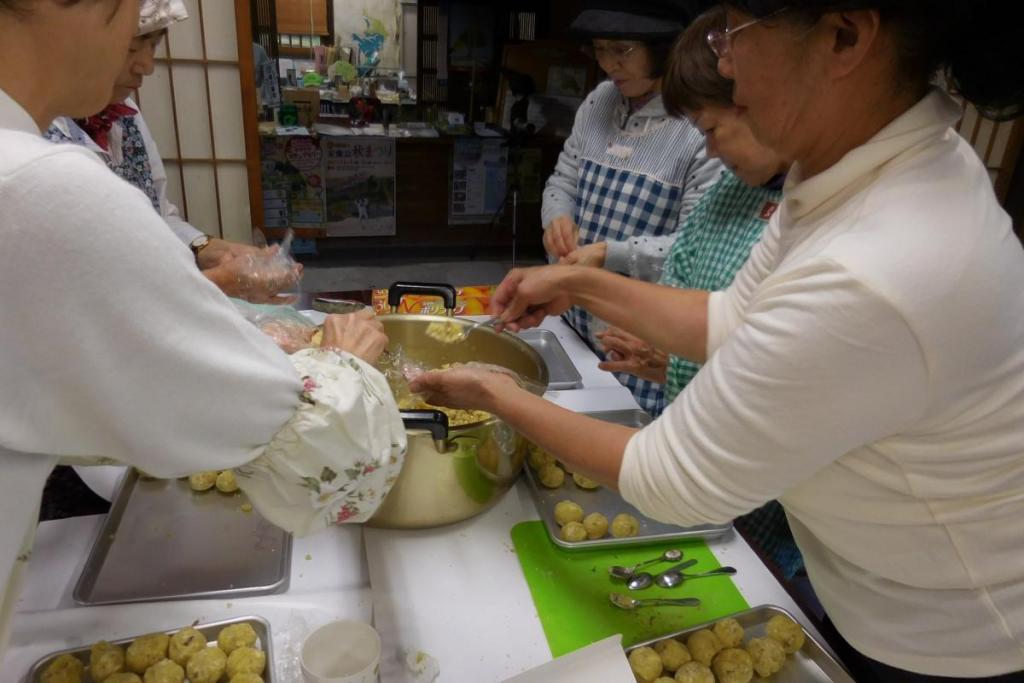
[820,617,1024,683]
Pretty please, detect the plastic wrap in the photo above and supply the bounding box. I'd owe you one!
[230,298,318,354]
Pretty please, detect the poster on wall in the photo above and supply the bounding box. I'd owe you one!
[449,138,509,225]
[323,137,397,237]
[282,136,326,226]
[334,0,401,73]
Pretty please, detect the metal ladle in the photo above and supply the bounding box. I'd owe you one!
[625,559,697,590]
[609,593,702,610]
[607,549,684,581]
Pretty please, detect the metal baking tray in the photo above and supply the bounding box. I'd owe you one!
[74,468,291,605]
[625,604,855,682]
[24,615,276,683]
[515,328,583,390]
[524,409,732,549]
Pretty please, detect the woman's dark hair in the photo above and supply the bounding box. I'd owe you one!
[663,6,733,117]
[724,1,1024,121]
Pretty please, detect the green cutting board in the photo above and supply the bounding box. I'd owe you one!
[511,521,749,657]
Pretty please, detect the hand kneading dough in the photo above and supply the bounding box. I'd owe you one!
[653,638,691,672]
[186,647,227,683]
[230,675,265,683]
[582,512,608,539]
[560,520,587,542]
[126,634,170,674]
[216,470,239,493]
[673,660,714,683]
[553,500,584,526]
[105,675,143,683]
[188,471,217,492]
[90,641,126,681]
[712,617,745,648]
[746,636,786,677]
[685,629,722,667]
[41,654,84,683]
[143,659,184,683]
[168,627,207,666]
[627,646,663,683]
[226,646,266,677]
[217,622,258,654]
[765,614,805,654]
[610,513,639,538]
[712,647,754,683]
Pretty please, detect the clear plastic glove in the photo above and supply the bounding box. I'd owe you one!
[596,326,668,383]
[560,241,607,268]
[196,237,261,270]
[205,245,303,303]
[409,364,521,412]
[542,215,579,259]
[230,298,318,353]
[321,309,389,364]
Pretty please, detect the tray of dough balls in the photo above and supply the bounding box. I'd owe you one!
[523,409,732,550]
[26,616,274,683]
[73,468,292,606]
[624,606,855,683]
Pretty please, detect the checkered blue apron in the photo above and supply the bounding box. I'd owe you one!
[563,158,683,415]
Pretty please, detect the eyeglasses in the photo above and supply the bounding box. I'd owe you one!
[581,43,640,64]
[707,7,790,58]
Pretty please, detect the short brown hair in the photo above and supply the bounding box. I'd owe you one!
[663,6,734,117]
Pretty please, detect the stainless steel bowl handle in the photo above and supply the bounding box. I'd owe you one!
[400,409,450,451]
[388,282,457,316]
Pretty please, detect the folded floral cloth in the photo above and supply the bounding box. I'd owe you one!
[139,0,189,36]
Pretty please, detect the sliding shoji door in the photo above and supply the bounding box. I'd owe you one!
[137,0,262,244]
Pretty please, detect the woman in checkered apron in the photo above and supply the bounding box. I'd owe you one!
[541,0,724,415]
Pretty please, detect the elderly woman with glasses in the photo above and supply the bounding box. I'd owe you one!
[541,0,723,415]
[414,2,1024,680]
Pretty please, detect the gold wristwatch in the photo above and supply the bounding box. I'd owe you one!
[189,234,211,264]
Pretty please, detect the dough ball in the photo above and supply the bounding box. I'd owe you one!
[90,641,125,681]
[230,675,264,683]
[126,634,169,674]
[168,627,207,666]
[672,660,714,683]
[685,629,722,667]
[610,513,640,538]
[560,521,587,542]
[217,622,258,654]
[143,659,184,683]
[746,636,786,678]
[713,617,745,648]
[185,647,227,683]
[104,675,143,683]
[526,445,555,470]
[226,646,266,677]
[654,638,691,672]
[628,646,663,683]
[216,470,239,493]
[582,512,608,539]
[41,653,84,683]
[572,472,600,490]
[188,471,217,492]
[712,647,754,683]
[553,500,584,526]
[537,463,565,488]
[765,614,805,654]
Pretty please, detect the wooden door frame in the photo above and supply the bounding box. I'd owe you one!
[235,0,265,232]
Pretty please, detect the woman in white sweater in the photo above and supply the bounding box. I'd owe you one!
[0,0,404,657]
[413,1,1024,680]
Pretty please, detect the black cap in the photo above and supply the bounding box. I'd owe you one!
[570,0,708,40]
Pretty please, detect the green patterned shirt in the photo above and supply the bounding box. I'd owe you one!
[660,171,783,403]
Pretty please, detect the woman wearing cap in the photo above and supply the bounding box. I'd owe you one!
[45,0,298,304]
[0,0,404,657]
[415,1,1024,679]
[542,0,723,415]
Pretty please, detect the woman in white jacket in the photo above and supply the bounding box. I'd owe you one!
[0,0,405,657]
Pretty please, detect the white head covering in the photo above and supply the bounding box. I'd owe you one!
[138,0,189,36]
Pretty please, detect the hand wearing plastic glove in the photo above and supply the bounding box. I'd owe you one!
[196,237,262,270]
[409,364,518,412]
[204,245,302,304]
[596,327,668,383]
[320,309,388,365]
[542,215,579,259]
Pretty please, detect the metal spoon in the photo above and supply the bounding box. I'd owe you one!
[609,593,702,610]
[626,559,697,591]
[655,565,738,589]
[608,549,684,581]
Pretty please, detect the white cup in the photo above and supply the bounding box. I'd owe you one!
[300,620,381,683]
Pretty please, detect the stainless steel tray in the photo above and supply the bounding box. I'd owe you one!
[24,615,276,683]
[524,409,732,549]
[74,469,291,605]
[515,328,584,390]
[625,604,854,682]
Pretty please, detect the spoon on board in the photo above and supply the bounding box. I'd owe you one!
[609,593,702,610]
[607,549,684,581]
[655,565,738,589]
[626,559,697,591]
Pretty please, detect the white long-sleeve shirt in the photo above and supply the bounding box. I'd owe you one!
[0,89,405,657]
[619,89,1024,676]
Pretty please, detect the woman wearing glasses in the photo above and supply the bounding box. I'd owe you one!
[542,0,723,415]
[415,1,1024,680]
